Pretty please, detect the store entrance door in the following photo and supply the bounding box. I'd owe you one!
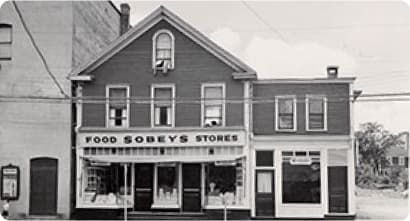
[134,164,154,211]
[182,164,201,212]
[29,158,58,215]
[255,170,275,217]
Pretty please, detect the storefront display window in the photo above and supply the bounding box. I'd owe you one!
[155,165,178,207]
[205,159,245,207]
[282,151,321,204]
[80,161,132,208]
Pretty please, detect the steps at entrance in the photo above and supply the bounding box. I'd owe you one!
[121,211,207,220]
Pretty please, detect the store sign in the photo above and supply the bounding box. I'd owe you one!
[1,164,20,200]
[77,130,245,147]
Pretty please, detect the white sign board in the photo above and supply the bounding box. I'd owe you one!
[77,130,246,147]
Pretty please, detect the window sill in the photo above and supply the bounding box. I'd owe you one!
[275,129,297,133]
[306,129,328,132]
[204,205,249,210]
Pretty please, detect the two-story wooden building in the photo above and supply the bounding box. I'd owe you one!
[68,6,356,220]
[251,66,356,219]
[69,6,255,219]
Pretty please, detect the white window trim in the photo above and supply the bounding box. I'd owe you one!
[105,84,130,128]
[201,82,226,128]
[275,95,297,132]
[305,94,328,132]
[152,29,175,70]
[151,83,176,128]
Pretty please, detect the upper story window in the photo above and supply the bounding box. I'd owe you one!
[152,84,175,127]
[306,95,327,131]
[152,29,174,72]
[392,157,399,165]
[275,95,297,131]
[202,83,225,128]
[0,24,12,60]
[106,85,129,128]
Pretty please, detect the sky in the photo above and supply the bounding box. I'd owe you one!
[115,1,410,134]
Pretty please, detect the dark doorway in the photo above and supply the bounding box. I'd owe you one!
[134,164,154,211]
[255,170,275,217]
[182,164,201,212]
[328,166,348,213]
[29,158,58,215]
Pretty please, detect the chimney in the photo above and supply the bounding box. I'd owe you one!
[327,66,338,79]
[120,3,130,35]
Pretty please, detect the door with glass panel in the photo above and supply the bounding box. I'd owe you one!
[182,164,201,212]
[134,164,154,211]
[255,170,275,217]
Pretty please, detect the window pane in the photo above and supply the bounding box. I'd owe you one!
[155,88,172,100]
[282,162,321,204]
[206,164,238,206]
[0,26,11,42]
[156,33,171,49]
[205,105,222,118]
[309,99,323,114]
[279,115,293,129]
[393,157,399,165]
[278,99,293,114]
[109,88,127,108]
[0,44,11,59]
[157,166,178,203]
[159,107,168,125]
[257,172,272,193]
[256,151,274,167]
[309,114,324,129]
[204,86,223,105]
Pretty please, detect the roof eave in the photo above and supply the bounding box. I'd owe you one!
[68,75,94,81]
[232,72,257,80]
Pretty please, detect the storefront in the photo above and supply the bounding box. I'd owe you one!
[75,130,251,215]
[251,135,355,219]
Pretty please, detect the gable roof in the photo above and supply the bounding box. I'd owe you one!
[68,6,257,81]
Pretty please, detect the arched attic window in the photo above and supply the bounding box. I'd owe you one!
[0,23,12,60]
[152,29,174,72]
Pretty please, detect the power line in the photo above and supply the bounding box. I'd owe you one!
[241,1,288,43]
[1,92,410,104]
[12,0,69,98]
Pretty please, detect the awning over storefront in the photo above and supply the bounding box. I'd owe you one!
[81,154,245,164]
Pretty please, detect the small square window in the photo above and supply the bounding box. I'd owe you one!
[256,151,274,167]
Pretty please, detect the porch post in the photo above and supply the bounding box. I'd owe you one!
[124,164,128,221]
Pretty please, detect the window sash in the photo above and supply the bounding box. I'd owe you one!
[0,26,11,43]
[278,98,293,114]
[153,86,174,127]
[154,106,172,126]
[307,97,326,130]
[276,97,295,130]
[107,87,128,127]
[278,113,294,129]
[0,43,11,59]
[203,85,224,127]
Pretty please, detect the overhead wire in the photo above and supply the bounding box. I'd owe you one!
[11,0,69,98]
